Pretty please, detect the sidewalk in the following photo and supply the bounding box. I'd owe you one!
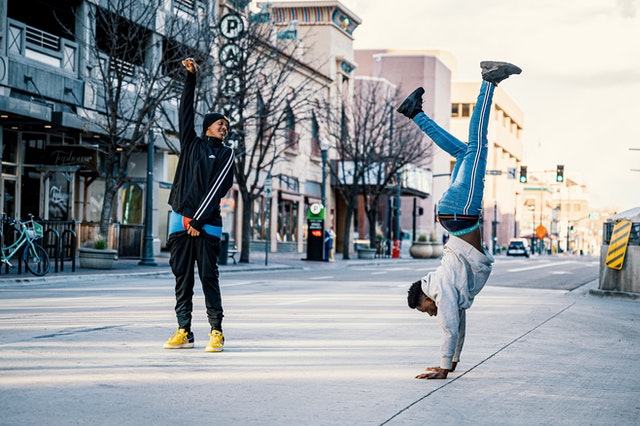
[0,251,304,284]
[1,253,639,425]
[0,249,423,285]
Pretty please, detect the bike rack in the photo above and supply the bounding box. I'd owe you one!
[43,228,60,273]
[0,219,7,275]
[60,228,77,272]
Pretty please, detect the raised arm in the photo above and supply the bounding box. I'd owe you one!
[179,58,200,147]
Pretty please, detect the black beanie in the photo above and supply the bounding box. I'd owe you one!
[202,112,229,134]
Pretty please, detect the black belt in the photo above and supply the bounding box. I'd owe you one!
[437,214,479,221]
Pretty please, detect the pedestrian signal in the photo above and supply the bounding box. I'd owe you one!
[519,166,527,183]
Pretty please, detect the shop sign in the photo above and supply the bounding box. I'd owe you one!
[44,145,98,171]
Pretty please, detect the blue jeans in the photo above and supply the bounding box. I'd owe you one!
[413,80,494,218]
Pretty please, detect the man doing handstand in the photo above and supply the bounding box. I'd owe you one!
[397,61,521,379]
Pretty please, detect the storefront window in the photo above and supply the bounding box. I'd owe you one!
[47,171,72,220]
[121,182,143,224]
[277,197,298,242]
[252,197,266,240]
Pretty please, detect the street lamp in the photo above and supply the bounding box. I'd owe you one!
[392,169,402,258]
[319,138,329,209]
[528,204,535,255]
[139,123,157,266]
[319,138,329,262]
[492,201,498,255]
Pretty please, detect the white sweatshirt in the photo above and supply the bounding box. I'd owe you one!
[420,235,494,370]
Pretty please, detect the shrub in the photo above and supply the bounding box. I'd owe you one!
[93,235,107,250]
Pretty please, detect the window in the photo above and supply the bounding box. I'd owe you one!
[285,103,298,151]
[277,198,298,242]
[278,175,299,192]
[252,197,267,240]
[95,8,150,74]
[121,182,143,225]
[453,103,474,117]
[310,111,320,157]
[256,92,267,142]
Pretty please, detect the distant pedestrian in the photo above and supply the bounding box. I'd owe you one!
[163,58,235,352]
[398,61,521,379]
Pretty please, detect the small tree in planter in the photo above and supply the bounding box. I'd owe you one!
[78,235,118,269]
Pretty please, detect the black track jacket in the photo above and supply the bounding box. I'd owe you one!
[168,72,235,233]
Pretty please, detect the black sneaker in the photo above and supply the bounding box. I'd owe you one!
[396,87,425,119]
[480,61,522,85]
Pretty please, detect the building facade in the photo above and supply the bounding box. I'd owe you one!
[355,49,526,252]
[354,50,451,245]
[1,0,364,259]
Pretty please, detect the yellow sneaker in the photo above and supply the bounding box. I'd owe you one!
[206,330,224,352]
[163,328,194,349]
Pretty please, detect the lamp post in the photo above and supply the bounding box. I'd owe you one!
[319,138,329,208]
[528,204,535,255]
[392,169,402,258]
[319,138,329,261]
[139,124,157,266]
[492,201,498,255]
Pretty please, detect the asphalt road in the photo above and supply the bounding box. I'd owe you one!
[262,254,600,292]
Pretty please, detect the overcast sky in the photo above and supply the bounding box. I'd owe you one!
[275,0,640,212]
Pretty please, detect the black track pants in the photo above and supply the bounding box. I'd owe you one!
[167,231,222,330]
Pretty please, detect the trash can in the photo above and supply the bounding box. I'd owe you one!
[218,232,230,265]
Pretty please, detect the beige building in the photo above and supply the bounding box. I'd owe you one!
[520,170,601,255]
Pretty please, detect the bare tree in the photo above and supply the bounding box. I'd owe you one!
[318,77,431,258]
[73,0,210,238]
[201,9,329,263]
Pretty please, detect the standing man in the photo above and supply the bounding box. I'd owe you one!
[397,61,521,379]
[164,58,235,352]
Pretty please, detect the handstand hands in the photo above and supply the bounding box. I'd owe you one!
[415,362,457,380]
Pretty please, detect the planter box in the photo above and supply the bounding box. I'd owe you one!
[357,248,376,259]
[410,241,433,259]
[78,248,118,269]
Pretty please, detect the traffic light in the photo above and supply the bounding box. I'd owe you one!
[519,166,527,183]
[556,164,564,183]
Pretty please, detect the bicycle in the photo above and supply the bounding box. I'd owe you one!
[0,214,50,276]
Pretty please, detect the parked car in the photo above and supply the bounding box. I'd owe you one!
[506,240,530,257]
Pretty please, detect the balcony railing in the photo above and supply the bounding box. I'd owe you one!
[7,18,78,74]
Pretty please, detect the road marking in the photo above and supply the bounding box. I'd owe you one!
[277,298,319,305]
[222,281,271,287]
[507,261,576,272]
[309,276,334,280]
[371,271,388,275]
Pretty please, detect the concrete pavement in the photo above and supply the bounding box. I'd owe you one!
[0,254,639,425]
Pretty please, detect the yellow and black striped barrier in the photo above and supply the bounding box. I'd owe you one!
[605,219,632,270]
